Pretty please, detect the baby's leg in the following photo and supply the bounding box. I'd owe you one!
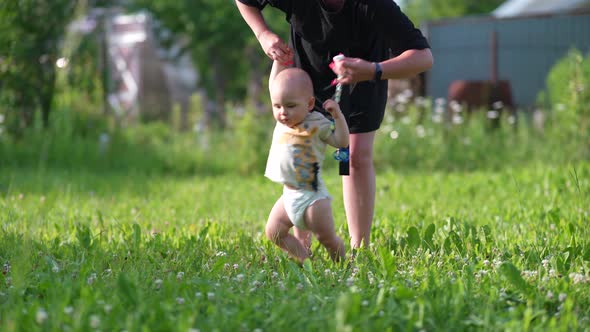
[266,197,310,263]
[293,228,312,256]
[304,199,346,262]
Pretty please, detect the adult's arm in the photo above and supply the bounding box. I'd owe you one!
[235,0,292,63]
[333,48,433,84]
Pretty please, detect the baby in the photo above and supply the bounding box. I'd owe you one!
[264,63,349,263]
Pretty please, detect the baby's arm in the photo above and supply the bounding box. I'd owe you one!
[323,99,349,148]
[269,60,288,92]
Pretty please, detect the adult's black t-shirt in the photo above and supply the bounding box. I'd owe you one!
[238,0,430,133]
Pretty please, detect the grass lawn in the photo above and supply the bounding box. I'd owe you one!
[1,163,589,331]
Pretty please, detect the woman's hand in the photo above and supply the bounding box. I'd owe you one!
[257,30,293,65]
[330,56,375,85]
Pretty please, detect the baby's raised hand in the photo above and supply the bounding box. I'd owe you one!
[323,99,341,119]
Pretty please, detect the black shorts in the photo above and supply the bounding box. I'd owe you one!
[316,82,387,134]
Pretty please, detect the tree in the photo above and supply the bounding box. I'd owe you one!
[0,0,79,133]
[402,0,505,26]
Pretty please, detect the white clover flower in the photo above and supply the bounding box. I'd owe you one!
[346,277,355,287]
[216,251,227,257]
[507,116,516,125]
[487,111,499,119]
[415,125,426,138]
[233,264,239,270]
[176,297,185,305]
[435,98,446,106]
[271,271,279,279]
[235,274,245,282]
[207,292,215,300]
[558,293,567,302]
[90,315,100,328]
[104,304,112,314]
[390,131,399,140]
[547,291,554,300]
[176,272,185,281]
[296,283,304,291]
[36,308,48,324]
[361,300,369,306]
[87,273,97,285]
[542,259,550,268]
[52,265,60,273]
[154,279,163,290]
[449,100,462,113]
[414,96,428,108]
[432,114,443,123]
[452,115,463,125]
[569,273,589,284]
[521,270,538,280]
[195,292,202,298]
[492,101,504,110]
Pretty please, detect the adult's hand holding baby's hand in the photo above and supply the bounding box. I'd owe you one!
[257,30,293,65]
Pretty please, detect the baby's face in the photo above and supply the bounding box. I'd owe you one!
[270,83,314,128]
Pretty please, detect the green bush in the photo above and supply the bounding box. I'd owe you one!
[544,48,590,139]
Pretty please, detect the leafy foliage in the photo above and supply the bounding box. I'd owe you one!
[0,0,80,133]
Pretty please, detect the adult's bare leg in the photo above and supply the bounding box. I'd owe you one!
[266,197,309,262]
[342,131,376,248]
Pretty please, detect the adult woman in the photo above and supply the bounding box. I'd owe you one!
[236,0,433,249]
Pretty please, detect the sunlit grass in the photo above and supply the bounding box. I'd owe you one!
[1,163,589,331]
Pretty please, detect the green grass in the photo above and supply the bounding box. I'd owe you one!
[1,163,589,331]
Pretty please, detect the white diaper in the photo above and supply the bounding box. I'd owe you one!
[282,185,331,230]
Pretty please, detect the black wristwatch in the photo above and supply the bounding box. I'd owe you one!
[373,62,383,81]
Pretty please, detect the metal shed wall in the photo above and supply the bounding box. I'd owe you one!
[425,13,590,108]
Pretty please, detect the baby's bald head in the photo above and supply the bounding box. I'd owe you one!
[271,68,314,97]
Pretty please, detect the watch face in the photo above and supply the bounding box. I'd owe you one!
[374,63,382,81]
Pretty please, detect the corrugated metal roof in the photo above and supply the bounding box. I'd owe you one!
[493,0,590,17]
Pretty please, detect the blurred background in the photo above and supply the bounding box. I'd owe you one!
[0,0,589,175]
